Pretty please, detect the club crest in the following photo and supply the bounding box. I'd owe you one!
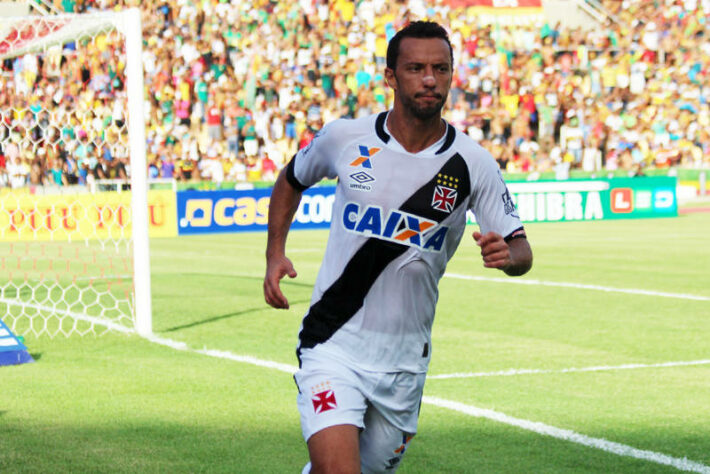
[432,173,459,213]
[310,381,337,414]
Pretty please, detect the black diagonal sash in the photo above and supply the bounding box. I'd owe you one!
[297,153,471,363]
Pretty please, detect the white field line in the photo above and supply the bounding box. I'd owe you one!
[144,335,298,374]
[424,396,710,474]
[13,300,706,470]
[0,297,133,334]
[10,275,132,283]
[444,273,710,302]
[195,347,299,374]
[72,274,133,282]
[143,334,710,473]
[429,360,710,380]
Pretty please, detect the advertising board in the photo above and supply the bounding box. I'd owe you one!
[0,190,178,241]
[497,177,678,223]
[176,187,335,234]
[175,177,677,234]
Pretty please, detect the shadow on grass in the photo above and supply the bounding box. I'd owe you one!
[232,274,315,289]
[162,299,311,333]
[3,419,702,472]
[156,273,314,332]
[29,353,42,362]
[171,272,315,289]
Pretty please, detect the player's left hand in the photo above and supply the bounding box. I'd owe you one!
[473,231,510,270]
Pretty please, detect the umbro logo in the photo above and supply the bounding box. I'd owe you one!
[349,171,375,192]
[350,171,374,184]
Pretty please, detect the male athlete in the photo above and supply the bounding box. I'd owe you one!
[264,21,533,473]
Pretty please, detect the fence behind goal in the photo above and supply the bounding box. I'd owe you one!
[0,9,151,337]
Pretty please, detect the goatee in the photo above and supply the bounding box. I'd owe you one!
[404,93,447,120]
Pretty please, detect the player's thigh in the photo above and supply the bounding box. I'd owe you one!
[307,424,360,474]
[360,405,415,474]
[295,362,365,473]
[294,357,368,442]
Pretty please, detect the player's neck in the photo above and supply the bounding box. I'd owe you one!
[386,108,446,154]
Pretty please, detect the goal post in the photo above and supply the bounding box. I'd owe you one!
[0,8,152,337]
[123,8,151,337]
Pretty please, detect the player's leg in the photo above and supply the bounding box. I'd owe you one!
[359,370,426,473]
[359,405,415,473]
[295,354,368,473]
[307,424,360,473]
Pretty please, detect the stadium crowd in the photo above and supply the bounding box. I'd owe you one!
[0,0,709,188]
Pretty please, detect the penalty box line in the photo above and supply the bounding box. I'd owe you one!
[444,273,710,301]
[424,396,710,474]
[144,333,710,473]
[429,359,710,380]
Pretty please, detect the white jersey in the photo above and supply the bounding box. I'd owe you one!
[287,111,525,373]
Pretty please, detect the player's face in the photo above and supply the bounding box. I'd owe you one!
[386,37,452,121]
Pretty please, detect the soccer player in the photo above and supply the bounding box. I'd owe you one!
[264,21,533,473]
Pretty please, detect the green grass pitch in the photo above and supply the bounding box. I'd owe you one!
[1,210,709,473]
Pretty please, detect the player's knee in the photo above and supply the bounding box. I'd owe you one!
[360,432,414,473]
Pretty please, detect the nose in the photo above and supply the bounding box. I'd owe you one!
[422,65,435,87]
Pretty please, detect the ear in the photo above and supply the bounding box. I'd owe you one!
[384,67,396,90]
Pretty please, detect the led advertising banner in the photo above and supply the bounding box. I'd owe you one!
[175,177,677,234]
[0,190,178,241]
[498,177,678,223]
[176,187,335,235]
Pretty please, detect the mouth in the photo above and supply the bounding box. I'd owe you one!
[416,93,442,100]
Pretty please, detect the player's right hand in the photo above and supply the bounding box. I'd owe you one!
[264,255,297,309]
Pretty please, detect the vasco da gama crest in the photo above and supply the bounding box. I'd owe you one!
[431,172,459,213]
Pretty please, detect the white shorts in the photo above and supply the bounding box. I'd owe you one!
[294,352,426,473]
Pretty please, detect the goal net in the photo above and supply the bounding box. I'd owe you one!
[0,9,152,337]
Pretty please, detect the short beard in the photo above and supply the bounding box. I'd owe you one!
[401,91,448,121]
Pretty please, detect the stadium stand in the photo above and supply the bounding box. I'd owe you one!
[0,0,708,187]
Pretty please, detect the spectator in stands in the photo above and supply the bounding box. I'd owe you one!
[48,156,65,186]
[6,155,29,188]
[241,118,258,158]
[205,97,222,141]
[0,152,7,188]
[160,154,175,179]
[260,152,277,182]
[0,0,708,189]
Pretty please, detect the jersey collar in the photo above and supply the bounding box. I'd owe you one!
[375,111,456,155]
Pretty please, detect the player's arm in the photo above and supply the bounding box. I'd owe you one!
[473,231,532,277]
[264,120,341,308]
[264,167,302,309]
[468,148,532,277]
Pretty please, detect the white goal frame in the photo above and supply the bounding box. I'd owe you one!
[0,8,152,336]
[123,9,152,336]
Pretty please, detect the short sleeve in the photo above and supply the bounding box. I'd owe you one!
[287,120,342,190]
[469,155,525,241]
